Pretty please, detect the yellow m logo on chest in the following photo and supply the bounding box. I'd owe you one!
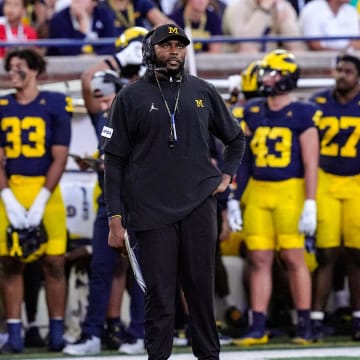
[195,99,204,107]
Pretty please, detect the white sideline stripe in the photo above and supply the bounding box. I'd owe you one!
[15,347,360,360]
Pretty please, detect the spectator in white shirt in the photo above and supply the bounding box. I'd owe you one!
[299,0,360,51]
[223,0,305,53]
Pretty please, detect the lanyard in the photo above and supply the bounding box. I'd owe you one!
[111,1,135,28]
[184,13,207,33]
[4,20,25,41]
[154,73,182,148]
[184,13,207,51]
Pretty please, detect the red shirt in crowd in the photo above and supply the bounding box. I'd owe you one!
[0,22,38,57]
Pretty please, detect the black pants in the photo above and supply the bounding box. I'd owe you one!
[136,196,220,360]
[215,207,230,298]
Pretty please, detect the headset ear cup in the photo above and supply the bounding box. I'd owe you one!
[148,38,155,64]
[142,30,155,67]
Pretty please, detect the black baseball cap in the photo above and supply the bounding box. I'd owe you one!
[151,24,190,46]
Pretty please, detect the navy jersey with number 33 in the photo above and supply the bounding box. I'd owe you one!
[0,91,73,176]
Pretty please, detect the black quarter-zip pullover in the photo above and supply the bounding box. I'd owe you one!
[101,70,245,230]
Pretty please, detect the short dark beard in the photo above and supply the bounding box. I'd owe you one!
[154,58,184,76]
[335,87,350,96]
[334,83,360,103]
[335,82,356,96]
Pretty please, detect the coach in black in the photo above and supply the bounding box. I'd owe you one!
[101,23,245,359]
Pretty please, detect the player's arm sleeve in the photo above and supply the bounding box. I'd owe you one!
[299,103,322,133]
[52,95,73,146]
[232,141,252,200]
[0,121,8,189]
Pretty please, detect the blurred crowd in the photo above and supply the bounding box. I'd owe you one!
[0,0,360,57]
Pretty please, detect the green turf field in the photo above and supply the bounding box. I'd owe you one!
[3,338,360,360]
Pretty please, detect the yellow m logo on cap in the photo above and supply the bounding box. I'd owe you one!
[168,26,179,35]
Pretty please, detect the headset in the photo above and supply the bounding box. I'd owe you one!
[142,29,156,69]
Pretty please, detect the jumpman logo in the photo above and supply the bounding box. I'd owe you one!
[149,103,159,112]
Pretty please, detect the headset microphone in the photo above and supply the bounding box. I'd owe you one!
[145,63,166,72]
[154,66,168,72]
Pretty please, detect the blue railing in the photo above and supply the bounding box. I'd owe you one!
[0,35,359,48]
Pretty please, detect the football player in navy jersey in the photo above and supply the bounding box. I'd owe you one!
[226,60,262,233]
[0,48,73,353]
[232,49,320,346]
[309,54,360,342]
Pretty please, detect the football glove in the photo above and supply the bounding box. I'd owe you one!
[298,199,316,236]
[1,188,28,229]
[228,74,241,94]
[27,188,51,227]
[227,199,243,232]
[115,40,143,68]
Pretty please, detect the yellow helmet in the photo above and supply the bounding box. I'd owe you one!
[114,26,148,78]
[241,60,262,100]
[259,49,300,95]
[115,26,148,51]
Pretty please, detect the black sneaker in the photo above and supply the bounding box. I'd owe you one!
[224,306,246,328]
[25,326,45,347]
[104,320,125,350]
[352,317,360,341]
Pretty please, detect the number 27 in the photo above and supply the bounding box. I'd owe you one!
[320,116,360,157]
